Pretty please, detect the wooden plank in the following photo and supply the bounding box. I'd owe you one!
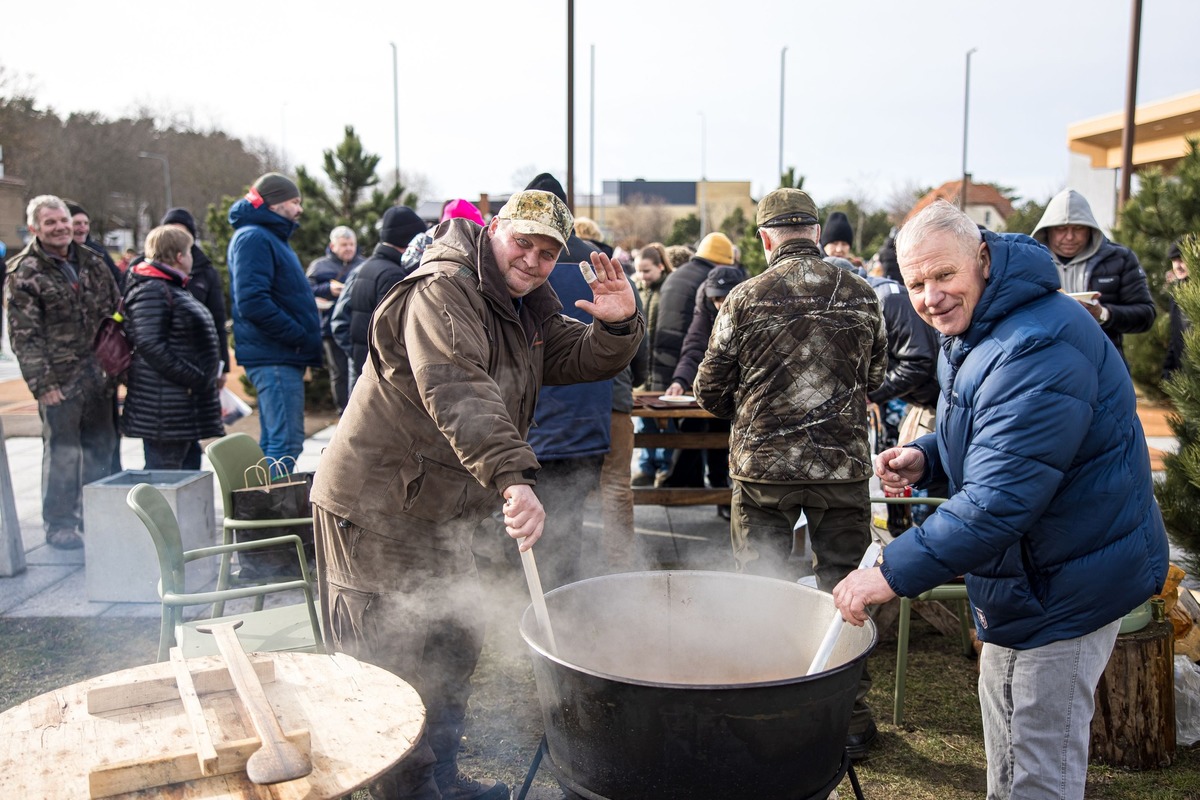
[911,599,965,639]
[168,648,219,775]
[633,487,732,506]
[87,728,310,798]
[630,407,716,420]
[87,656,275,714]
[633,432,729,449]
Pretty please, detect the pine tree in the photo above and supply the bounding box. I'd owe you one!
[291,126,414,263]
[1114,138,1200,394]
[1156,233,1200,574]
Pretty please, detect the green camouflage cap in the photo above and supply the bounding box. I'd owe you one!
[497,190,574,248]
[756,188,820,228]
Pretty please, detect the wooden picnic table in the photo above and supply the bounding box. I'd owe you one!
[631,391,731,506]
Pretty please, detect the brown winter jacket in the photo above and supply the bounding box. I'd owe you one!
[310,219,644,546]
[5,238,120,399]
[694,237,887,484]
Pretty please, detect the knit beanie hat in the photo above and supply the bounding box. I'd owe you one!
[249,172,300,207]
[65,201,88,219]
[440,199,485,226]
[695,232,735,266]
[525,172,568,204]
[820,212,854,248]
[1169,239,1183,261]
[161,207,198,238]
[379,206,426,248]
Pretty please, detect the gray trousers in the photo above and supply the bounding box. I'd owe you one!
[314,504,486,800]
[979,619,1120,800]
[39,378,116,533]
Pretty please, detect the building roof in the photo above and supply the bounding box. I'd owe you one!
[904,180,1015,224]
[1068,90,1200,170]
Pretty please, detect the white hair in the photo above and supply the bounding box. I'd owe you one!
[329,225,356,242]
[26,195,68,229]
[896,200,981,263]
[761,222,820,247]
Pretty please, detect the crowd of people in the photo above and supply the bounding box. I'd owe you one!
[1,168,1183,799]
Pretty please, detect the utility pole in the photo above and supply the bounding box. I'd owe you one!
[779,46,787,188]
[960,47,977,212]
[566,0,575,212]
[138,151,172,210]
[1119,0,1143,209]
[390,42,400,191]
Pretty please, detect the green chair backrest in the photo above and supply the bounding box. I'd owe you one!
[206,433,269,516]
[127,483,187,596]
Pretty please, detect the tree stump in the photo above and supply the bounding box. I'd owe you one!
[1089,620,1175,769]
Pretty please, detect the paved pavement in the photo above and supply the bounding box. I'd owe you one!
[0,340,1187,618]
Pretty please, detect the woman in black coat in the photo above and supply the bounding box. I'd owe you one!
[121,225,224,469]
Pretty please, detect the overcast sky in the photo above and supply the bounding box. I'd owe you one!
[4,0,1199,209]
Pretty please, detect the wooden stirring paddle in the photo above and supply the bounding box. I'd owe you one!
[195,620,312,784]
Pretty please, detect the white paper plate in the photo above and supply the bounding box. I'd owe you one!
[657,395,696,403]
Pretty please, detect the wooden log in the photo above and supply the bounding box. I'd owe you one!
[1089,620,1176,769]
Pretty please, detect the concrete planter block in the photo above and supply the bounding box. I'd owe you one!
[83,470,216,603]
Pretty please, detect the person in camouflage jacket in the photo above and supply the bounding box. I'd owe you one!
[5,196,121,549]
[695,188,887,757]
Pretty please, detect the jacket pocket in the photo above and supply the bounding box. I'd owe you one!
[401,452,468,524]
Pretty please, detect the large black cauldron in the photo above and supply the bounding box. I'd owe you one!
[520,570,877,800]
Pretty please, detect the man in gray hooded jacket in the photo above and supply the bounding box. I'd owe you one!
[1031,189,1154,361]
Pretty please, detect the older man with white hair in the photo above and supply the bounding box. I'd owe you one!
[307,224,364,412]
[6,195,121,550]
[834,200,1168,800]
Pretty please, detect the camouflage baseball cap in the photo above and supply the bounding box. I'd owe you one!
[497,190,574,248]
[756,188,820,228]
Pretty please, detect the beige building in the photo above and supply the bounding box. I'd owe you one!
[1067,90,1200,231]
[580,179,756,243]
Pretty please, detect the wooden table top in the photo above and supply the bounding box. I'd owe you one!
[0,651,424,799]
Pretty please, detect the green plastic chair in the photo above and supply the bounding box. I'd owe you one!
[127,482,323,662]
[872,495,975,726]
[205,433,313,617]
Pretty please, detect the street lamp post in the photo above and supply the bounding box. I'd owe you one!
[138,151,172,210]
[779,46,787,188]
[699,111,707,237]
[960,47,977,212]
[390,42,400,191]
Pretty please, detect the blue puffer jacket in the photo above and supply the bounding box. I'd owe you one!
[226,198,323,369]
[528,237,612,461]
[881,231,1168,650]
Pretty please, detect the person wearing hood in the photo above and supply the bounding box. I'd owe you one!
[226,172,322,468]
[310,189,642,800]
[834,200,1168,800]
[1031,189,1155,362]
[121,225,223,469]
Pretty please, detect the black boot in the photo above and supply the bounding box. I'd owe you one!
[429,719,509,800]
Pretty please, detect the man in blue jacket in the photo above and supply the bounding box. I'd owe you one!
[833,200,1169,800]
[227,173,322,466]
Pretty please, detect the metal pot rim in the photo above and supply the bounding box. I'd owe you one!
[519,569,878,690]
